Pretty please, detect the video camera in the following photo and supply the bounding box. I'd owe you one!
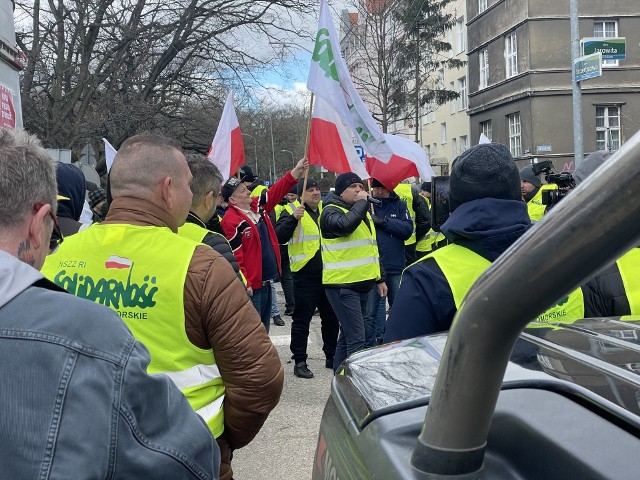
[530,160,575,206]
[430,176,450,232]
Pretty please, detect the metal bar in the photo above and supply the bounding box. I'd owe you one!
[411,129,640,475]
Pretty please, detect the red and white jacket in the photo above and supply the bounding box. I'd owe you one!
[221,172,298,290]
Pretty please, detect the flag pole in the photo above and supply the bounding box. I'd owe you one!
[295,92,315,242]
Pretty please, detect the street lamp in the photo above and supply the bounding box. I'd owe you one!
[281,149,295,169]
[242,133,258,178]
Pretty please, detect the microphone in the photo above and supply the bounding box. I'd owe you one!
[367,196,382,206]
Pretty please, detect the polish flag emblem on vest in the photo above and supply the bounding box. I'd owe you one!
[105,255,132,269]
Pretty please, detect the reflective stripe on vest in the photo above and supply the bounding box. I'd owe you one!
[527,184,557,221]
[617,248,640,315]
[42,224,226,437]
[287,202,321,271]
[320,205,380,284]
[411,244,584,322]
[394,184,417,245]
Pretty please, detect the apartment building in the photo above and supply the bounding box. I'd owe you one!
[466,0,640,171]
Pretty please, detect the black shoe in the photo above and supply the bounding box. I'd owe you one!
[325,358,334,369]
[294,362,314,379]
[272,315,285,326]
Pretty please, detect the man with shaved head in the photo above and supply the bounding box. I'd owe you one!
[43,133,284,480]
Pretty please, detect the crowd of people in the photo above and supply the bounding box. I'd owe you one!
[1,125,636,478]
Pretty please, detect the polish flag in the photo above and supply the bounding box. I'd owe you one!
[105,255,132,269]
[365,135,435,191]
[207,92,245,181]
[308,97,369,179]
[478,133,491,145]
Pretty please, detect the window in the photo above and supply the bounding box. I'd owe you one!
[449,82,456,114]
[508,113,521,156]
[456,17,465,54]
[425,144,431,157]
[429,101,437,123]
[480,120,492,141]
[452,138,458,158]
[458,77,467,111]
[479,0,488,13]
[448,29,453,58]
[505,32,518,78]
[479,49,489,89]
[596,106,620,151]
[441,123,447,144]
[460,135,468,152]
[594,20,619,67]
[432,143,437,156]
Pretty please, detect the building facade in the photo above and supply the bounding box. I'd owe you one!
[466,0,640,171]
[420,0,470,175]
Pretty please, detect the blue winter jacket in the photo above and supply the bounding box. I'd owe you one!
[371,192,413,276]
[0,251,219,480]
[384,198,530,342]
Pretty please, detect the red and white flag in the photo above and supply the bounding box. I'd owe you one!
[365,135,435,190]
[103,138,117,173]
[308,97,369,179]
[207,92,245,181]
[307,0,393,163]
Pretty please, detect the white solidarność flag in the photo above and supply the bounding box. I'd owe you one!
[207,91,245,181]
[308,96,369,179]
[307,0,393,163]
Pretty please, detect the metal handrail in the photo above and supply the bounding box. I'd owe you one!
[411,130,640,475]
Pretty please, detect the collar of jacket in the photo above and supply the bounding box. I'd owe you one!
[186,211,207,229]
[103,197,180,232]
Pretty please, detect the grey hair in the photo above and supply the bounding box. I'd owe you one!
[110,133,184,199]
[0,128,57,227]
[185,154,223,207]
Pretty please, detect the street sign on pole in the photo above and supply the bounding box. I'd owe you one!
[573,52,602,82]
[581,37,626,60]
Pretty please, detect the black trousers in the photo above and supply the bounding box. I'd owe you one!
[279,245,295,313]
[289,273,339,363]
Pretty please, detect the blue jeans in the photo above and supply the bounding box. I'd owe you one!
[251,285,273,333]
[364,274,402,347]
[326,287,370,372]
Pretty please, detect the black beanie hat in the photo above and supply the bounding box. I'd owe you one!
[519,165,541,188]
[420,181,431,193]
[371,178,384,188]
[334,172,362,196]
[449,143,521,211]
[297,178,318,196]
[288,184,299,195]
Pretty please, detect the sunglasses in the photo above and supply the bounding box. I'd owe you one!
[35,203,64,252]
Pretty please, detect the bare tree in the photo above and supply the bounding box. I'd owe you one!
[15,0,311,166]
[341,0,463,135]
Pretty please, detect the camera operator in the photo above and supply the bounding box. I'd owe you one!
[520,164,559,221]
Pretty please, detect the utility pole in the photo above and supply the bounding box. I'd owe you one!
[570,0,584,167]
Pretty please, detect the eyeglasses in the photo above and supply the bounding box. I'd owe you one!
[35,203,64,252]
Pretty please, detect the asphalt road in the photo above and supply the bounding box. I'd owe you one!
[232,284,334,480]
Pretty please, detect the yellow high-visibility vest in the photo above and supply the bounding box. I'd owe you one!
[394,183,417,245]
[320,204,380,284]
[42,223,226,437]
[527,184,558,221]
[287,202,322,272]
[617,248,640,315]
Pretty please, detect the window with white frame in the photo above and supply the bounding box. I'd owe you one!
[437,69,445,89]
[449,82,456,114]
[505,32,518,78]
[479,49,489,89]
[452,137,457,158]
[429,101,437,123]
[458,77,467,111]
[432,143,437,156]
[596,106,620,151]
[480,120,492,141]
[479,0,488,13]
[508,113,521,156]
[594,20,619,67]
[456,17,465,54]
[441,123,447,144]
[425,144,431,157]
[460,135,468,152]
